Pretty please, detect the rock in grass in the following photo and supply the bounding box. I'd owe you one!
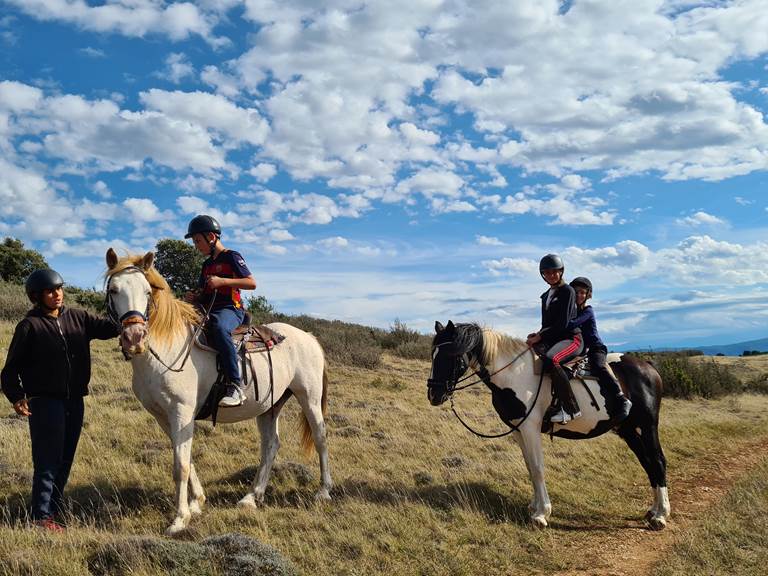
[441,455,466,468]
[202,533,298,576]
[88,533,297,576]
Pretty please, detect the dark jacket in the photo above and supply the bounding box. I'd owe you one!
[566,305,606,352]
[1,306,119,405]
[539,283,580,346]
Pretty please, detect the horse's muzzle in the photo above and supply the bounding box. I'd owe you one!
[120,323,148,359]
[427,379,450,406]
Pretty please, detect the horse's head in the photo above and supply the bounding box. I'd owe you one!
[427,320,472,406]
[105,248,154,359]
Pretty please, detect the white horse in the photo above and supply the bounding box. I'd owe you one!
[428,321,670,530]
[105,248,332,535]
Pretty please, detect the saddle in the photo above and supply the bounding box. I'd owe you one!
[194,312,286,425]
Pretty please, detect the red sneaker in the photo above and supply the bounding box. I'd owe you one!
[34,518,65,532]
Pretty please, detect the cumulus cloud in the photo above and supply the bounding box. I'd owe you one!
[676,210,726,226]
[158,53,195,84]
[476,235,505,246]
[4,0,228,47]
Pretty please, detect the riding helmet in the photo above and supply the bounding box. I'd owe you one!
[184,214,222,239]
[570,276,593,295]
[539,253,564,272]
[25,269,65,302]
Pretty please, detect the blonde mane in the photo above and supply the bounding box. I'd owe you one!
[107,255,201,346]
[479,327,528,366]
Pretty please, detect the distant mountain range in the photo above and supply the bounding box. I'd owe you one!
[630,337,768,357]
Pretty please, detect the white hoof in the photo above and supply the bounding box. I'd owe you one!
[165,516,190,536]
[237,494,261,509]
[531,514,548,529]
[647,515,667,531]
[189,500,203,516]
[315,487,332,502]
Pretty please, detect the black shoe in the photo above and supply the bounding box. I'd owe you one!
[613,396,632,421]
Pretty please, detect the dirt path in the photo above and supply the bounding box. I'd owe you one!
[558,435,768,576]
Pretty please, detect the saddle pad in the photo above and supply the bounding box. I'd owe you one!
[195,324,285,353]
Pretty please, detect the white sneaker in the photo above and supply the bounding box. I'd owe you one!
[219,384,244,407]
[550,409,581,424]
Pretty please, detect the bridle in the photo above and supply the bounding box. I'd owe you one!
[105,266,212,371]
[105,267,152,360]
[428,340,543,438]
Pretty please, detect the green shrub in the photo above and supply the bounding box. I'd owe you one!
[651,353,743,398]
[0,281,30,321]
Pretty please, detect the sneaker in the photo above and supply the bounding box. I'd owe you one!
[219,383,244,407]
[613,397,632,421]
[550,409,582,424]
[34,518,65,532]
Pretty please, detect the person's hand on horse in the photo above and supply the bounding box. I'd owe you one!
[205,275,225,290]
[183,290,199,303]
[13,398,31,417]
[526,333,541,347]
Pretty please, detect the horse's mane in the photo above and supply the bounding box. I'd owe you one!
[107,255,201,346]
[454,323,528,366]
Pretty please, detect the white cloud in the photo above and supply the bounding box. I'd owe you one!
[676,210,726,226]
[476,235,504,246]
[159,53,195,84]
[250,162,277,182]
[123,198,169,222]
[5,0,227,47]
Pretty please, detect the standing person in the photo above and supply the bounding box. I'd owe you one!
[526,254,584,424]
[184,215,257,407]
[567,277,632,422]
[1,269,119,531]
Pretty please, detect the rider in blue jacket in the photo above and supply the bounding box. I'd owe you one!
[567,277,632,422]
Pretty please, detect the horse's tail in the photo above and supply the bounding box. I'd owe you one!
[299,361,329,458]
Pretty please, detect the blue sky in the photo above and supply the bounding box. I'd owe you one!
[1,0,767,349]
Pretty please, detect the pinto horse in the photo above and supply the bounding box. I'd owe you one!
[105,249,332,535]
[427,321,670,529]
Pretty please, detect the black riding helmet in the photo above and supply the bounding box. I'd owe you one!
[184,215,222,239]
[25,269,65,303]
[539,253,564,272]
[570,276,593,296]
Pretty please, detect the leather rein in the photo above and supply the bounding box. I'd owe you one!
[437,344,544,438]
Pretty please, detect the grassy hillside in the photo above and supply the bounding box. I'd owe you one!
[2,311,768,575]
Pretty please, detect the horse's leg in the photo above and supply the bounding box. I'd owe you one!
[166,409,196,536]
[237,406,284,509]
[642,424,670,529]
[617,422,669,529]
[515,425,551,528]
[149,407,205,516]
[293,385,332,501]
[188,463,205,515]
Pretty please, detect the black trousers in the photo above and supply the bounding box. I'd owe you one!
[28,396,84,520]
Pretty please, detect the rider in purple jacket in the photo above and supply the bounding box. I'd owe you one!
[567,277,632,422]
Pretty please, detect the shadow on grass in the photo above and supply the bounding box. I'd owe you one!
[337,478,531,524]
[0,482,170,529]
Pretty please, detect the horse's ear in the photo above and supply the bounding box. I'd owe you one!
[435,321,444,333]
[141,252,155,270]
[106,248,118,269]
[446,320,455,331]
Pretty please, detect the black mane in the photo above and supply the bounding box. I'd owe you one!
[452,323,484,356]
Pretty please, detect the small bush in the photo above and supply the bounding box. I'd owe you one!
[0,281,30,321]
[652,354,743,398]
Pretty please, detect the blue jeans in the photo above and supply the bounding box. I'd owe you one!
[209,306,245,384]
[28,396,85,520]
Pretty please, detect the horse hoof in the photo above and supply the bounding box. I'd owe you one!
[315,488,332,502]
[237,494,260,509]
[531,515,548,529]
[644,509,655,522]
[647,515,667,531]
[165,518,190,537]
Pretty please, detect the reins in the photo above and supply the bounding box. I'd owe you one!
[448,347,544,438]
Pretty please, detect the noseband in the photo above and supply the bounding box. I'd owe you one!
[427,341,470,394]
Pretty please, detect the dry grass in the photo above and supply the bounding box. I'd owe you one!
[2,320,768,575]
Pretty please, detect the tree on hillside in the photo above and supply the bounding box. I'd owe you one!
[154,238,205,295]
[0,237,48,283]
